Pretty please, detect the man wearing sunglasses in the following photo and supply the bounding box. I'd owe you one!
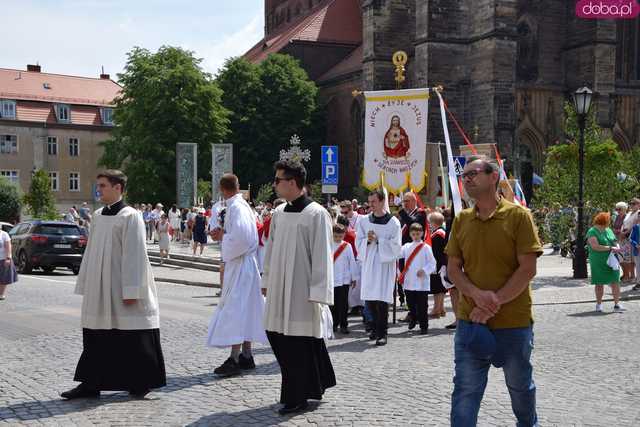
[261,160,336,415]
[446,155,542,427]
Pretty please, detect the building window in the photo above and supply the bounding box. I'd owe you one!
[0,100,16,119]
[69,138,79,156]
[617,20,640,81]
[47,136,58,156]
[49,171,59,191]
[0,135,18,154]
[0,170,19,185]
[55,104,70,122]
[69,172,80,192]
[101,108,114,125]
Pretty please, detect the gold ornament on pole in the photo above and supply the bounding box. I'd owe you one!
[392,50,408,89]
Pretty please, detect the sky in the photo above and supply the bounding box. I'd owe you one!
[3,0,265,81]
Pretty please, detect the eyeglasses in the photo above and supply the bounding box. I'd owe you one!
[340,210,349,215]
[273,176,294,185]
[461,168,489,180]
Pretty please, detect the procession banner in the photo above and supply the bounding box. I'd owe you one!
[434,90,463,215]
[363,88,429,193]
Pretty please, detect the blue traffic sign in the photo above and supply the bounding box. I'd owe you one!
[453,156,466,176]
[321,146,339,185]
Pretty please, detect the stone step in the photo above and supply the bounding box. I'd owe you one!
[147,255,220,272]
[147,250,220,265]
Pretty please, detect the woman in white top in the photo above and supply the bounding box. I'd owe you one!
[0,228,17,300]
[168,205,182,242]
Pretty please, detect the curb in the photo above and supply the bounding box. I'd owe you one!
[534,294,640,306]
[155,277,220,289]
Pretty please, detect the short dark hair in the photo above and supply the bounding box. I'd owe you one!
[368,189,385,202]
[333,223,346,234]
[274,160,306,189]
[220,173,240,191]
[339,200,352,210]
[409,223,424,233]
[336,215,350,228]
[97,169,127,192]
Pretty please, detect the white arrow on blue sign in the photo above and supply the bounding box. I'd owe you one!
[321,146,339,185]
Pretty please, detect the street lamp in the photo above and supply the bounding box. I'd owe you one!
[572,86,593,279]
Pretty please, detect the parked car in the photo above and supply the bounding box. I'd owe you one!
[0,222,15,233]
[9,221,87,274]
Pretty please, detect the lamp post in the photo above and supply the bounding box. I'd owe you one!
[572,86,593,279]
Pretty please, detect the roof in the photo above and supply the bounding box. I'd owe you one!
[244,0,362,64]
[0,68,121,107]
[318,44,363,83]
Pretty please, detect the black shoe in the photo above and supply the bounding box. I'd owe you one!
[365,322,373,333]
[238,354,256,370]
[214,357,241,377]
[419,328,429,335]
[129,388,150,399]
[340,326,349,334]
[278,400,309,415]
[369,331,377,341]
[408,319,417,330]
[633,284,640,291]
[60,385,99,400]
[445,322,457,330]
[375,337,387,346]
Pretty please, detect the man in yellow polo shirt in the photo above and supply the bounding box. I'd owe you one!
[446,155,542,427]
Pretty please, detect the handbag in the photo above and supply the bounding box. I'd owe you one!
[607,251,621,271]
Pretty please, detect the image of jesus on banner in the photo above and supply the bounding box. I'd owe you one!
[383,115,410,158]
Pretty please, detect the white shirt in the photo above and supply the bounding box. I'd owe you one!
[623,211,639,233]
[0,230,10,259]
[332,241,359,287]
[400,241,437,291]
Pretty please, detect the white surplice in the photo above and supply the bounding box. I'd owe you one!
[262,202,334,339]
[400,241,437,292]
[75,206,159,330]
[332,241,358,286]
[207,193,267,347]
[356,214,402,304]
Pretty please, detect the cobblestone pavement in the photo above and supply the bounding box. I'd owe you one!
[1,254,639,426]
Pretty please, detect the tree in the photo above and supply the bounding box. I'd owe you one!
[535,102,638,237]
[23,170,58,220]
[255,183,274,204]
[197,179,212,205]
[0,177,22,223]
[216,55,321,193]
[100,46,230,205]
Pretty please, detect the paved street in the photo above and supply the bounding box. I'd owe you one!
[1,253,639,426]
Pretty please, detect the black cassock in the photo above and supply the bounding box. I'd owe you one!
[73,199,166,392]
[266,195,336,406]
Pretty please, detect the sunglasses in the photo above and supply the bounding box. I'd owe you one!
[273,176,294,185]
[461,168,489,180]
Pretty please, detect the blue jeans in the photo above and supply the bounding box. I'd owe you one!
[451,320,537,427]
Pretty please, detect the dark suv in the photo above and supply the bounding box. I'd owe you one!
[9,221,87,274]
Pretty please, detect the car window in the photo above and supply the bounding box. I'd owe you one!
[36,225,80,236]
[10,224,27,236]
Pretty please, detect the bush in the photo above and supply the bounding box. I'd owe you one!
[23,170,58,220]
[0,177,22,223]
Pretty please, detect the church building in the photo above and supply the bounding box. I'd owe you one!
[245,0,640,201]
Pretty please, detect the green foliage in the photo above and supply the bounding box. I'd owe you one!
[535,102,638,214]
[197,179,212,205]
[0,177,23,223]
[308,180,323,202]
[23,170,58,220]
[216,54,322,192]
[100,46,230,204]
[255,183,274,204]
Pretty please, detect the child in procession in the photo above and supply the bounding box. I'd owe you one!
[331,223,359,334]
[399,223,437,335]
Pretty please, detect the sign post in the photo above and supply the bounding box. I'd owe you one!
[321,146,339,198]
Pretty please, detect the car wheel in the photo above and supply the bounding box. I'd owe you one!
[72,266,80,275]
[18,251,32,274]
[42,266,55,273]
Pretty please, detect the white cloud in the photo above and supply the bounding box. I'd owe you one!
[199,12,264,76]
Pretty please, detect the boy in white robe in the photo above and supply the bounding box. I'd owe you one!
[262,160,336,416]
[61,170,165,400]
[207,174,267,377]
[331,223,359,334]
[356,189,402,346]
[399,223,437,334]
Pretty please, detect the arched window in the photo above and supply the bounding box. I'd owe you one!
[617,20,640,81]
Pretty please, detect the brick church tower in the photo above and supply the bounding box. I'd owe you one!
[246,0,640,201]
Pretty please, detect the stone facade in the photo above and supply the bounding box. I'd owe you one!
[252,0,640,200]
